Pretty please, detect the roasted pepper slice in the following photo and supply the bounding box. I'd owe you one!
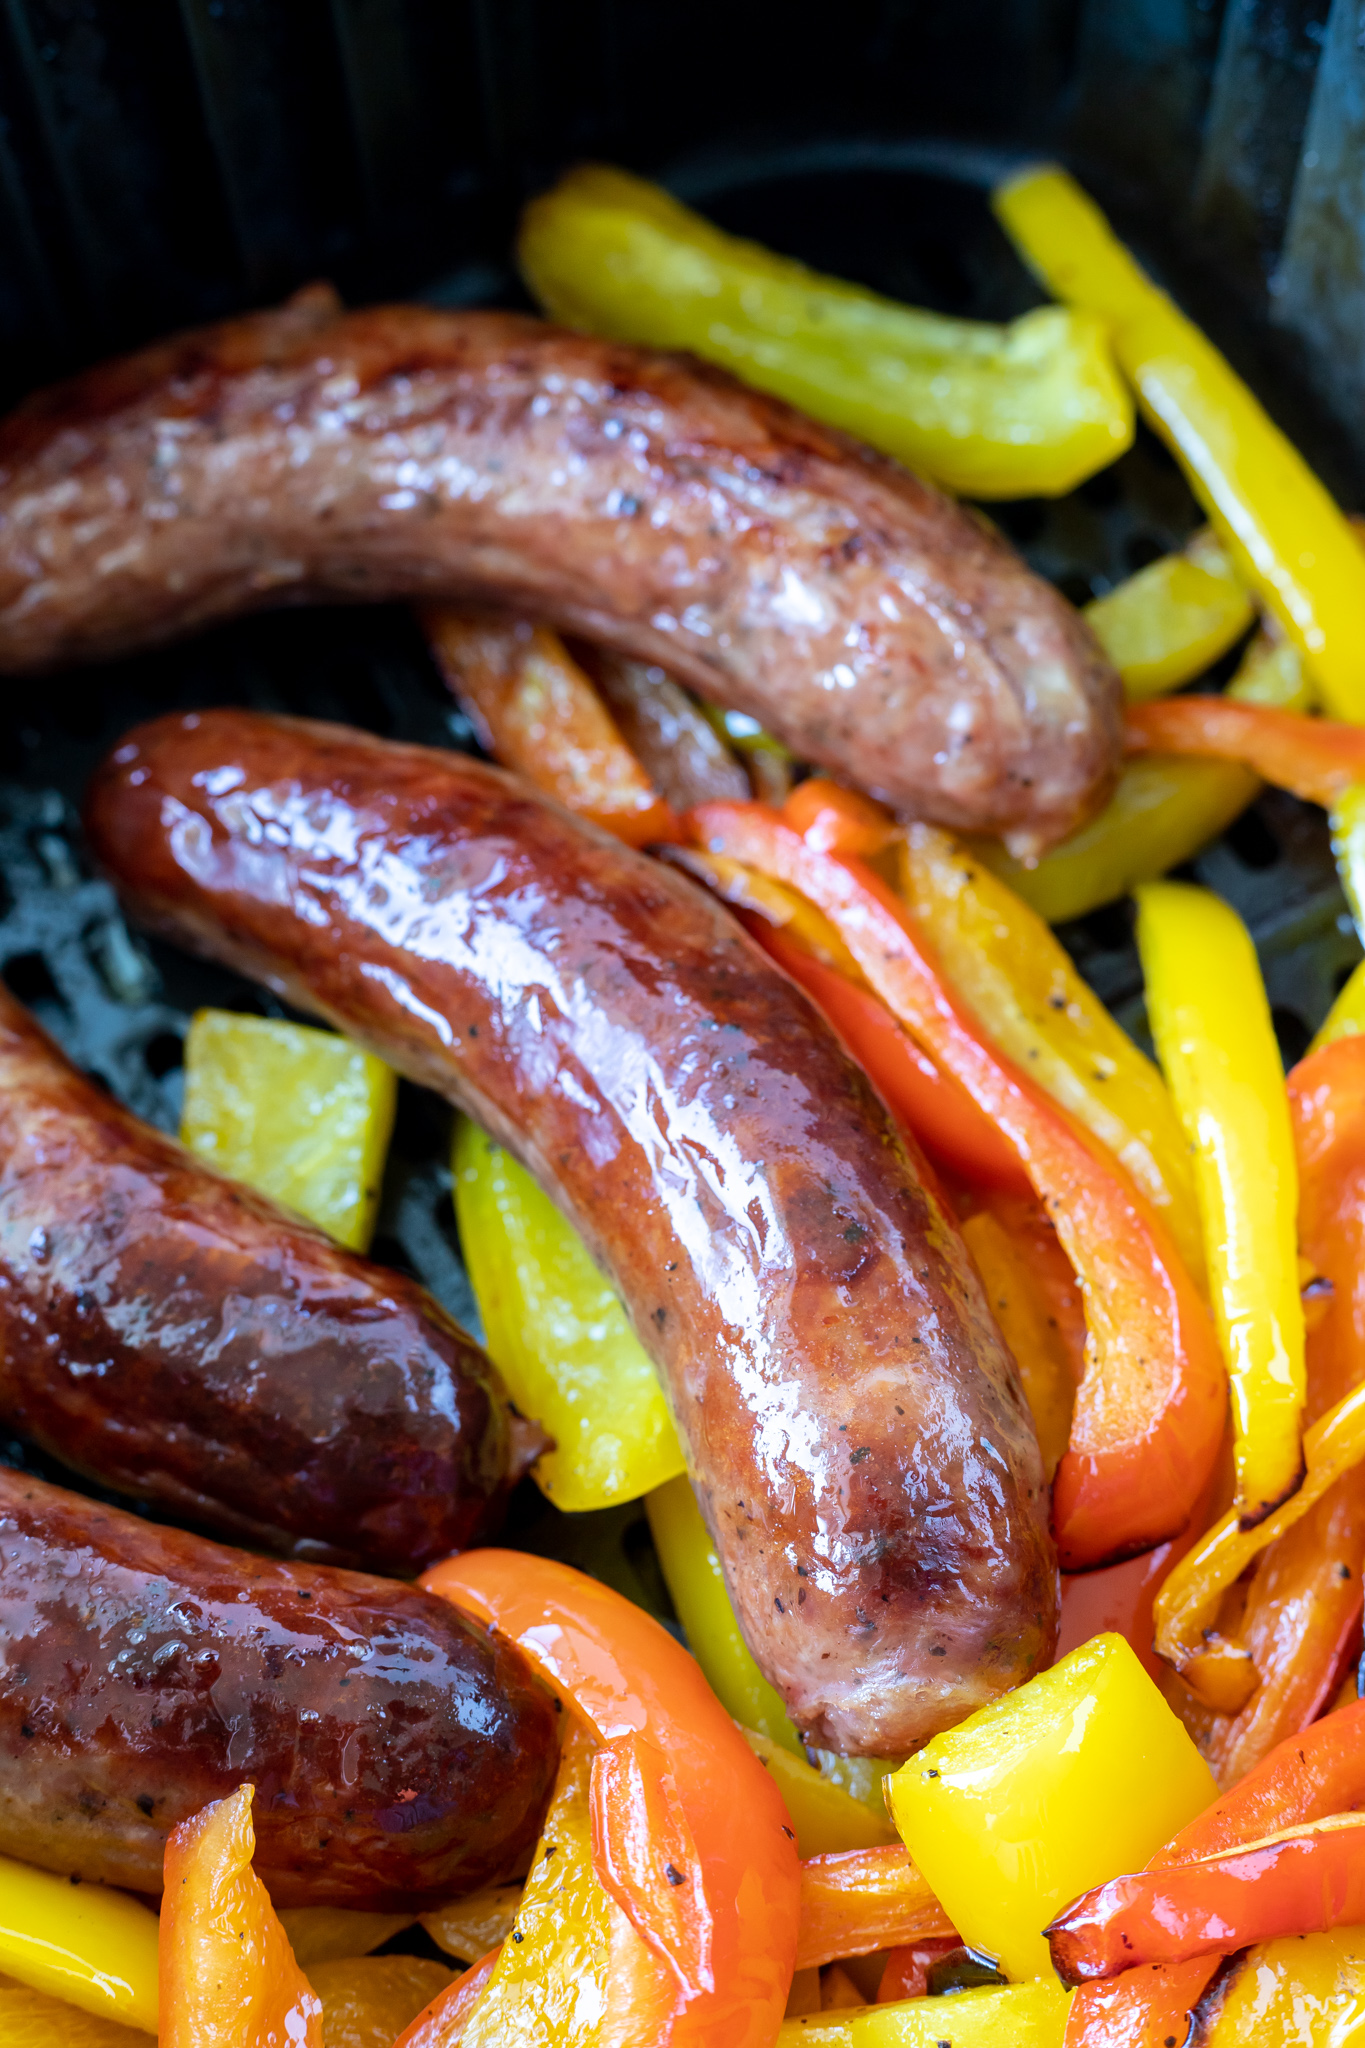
[180,1009,397,1252]
[422,1549,801,2046]
[276,1907,414,1970]
[1126,694,1365,802]
[689,799,1226,1568]
[899,821,1203,1280]
[778,1977,1071,2044]
[308,1958,451,2047]
[740,1731,897,1858]
[453,1117,684,1509]
[969,620,1312,924]
[1085,528,1253,702]
[160,1783,322,2048]
[423,607,677,846]
[795,1848,954,1970]
[1196,1926,1365,2044]
[887,1635,1215,1985]
[520,164,1133,498]
[995,164,1365,717]
[0,1853,159,2035]
[1135,882,1305,1527]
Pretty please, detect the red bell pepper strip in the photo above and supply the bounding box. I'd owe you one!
[752,921,1031,1193]
[1126,696,1365,806]
[420,1549,800,2048]
[688,799,1226,1569]
[877,1939,963,2002]
[1047,1811,1365,1985]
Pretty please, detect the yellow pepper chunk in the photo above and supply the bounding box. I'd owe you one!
[1312,962,1365,1053]
[970,617,1313,923]
[778,1978,1070,2044]
[1085,528,1254,702]
[308,1955,452,2046]
[899,824,1203,1281]
[460,1721,616,2046]
[995,165,1365,718]
[1135,882,1305,1525]
[274,1907,413,1971]
[421,1883,523,1965]
[454,1119,684,1509]
[739,1730,896,1857]
[1198,1925,1365,2043]
[0,1855,159,2034]
[886,1634,1215,1983]
[0,1980,152,2045]
[520,164,1134,498]
[180,1010,396,1252]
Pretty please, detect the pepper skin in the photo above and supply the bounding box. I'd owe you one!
[0,1466,558,1907]
[85,709,1057,1757]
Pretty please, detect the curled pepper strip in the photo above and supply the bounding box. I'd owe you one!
[795,1846,955,1971]
[689,798,1225,1569]
[1047,1812,1365,1987]
[1125,695,1365,805]
[421,1549,800,2048]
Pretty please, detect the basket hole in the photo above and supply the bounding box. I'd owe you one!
[1055,571,1097,609]
[142,1029,184,1079]
[3,951,62,1009]
[1124,532,1166,574]
[1223,809,1280,871]
[1271,1007,1311,1068]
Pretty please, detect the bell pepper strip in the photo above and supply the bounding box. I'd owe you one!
[277,1907,416,1970]
[1330,782,1365,941]
[1062,1961,1221,2048]
[1047,1811,1365,1986]
[876,1940,963,2003]
[0,1981,154,2045]
[421,607,678,846]
[967,618,1313,925]
[778,1978,1072,2045]
[419,1886,521,1968]
[453,1117,684,1510]
[1126,695,1365,804]
[421,1549,801,2048]
[309,1958,453,2048]
[579,646,754,810]
[960,1201,1079,1481]
[794,1848,955,1971]
[0,1852,159,2034]
[1312,959,1365,1053]
[1194,1925,1365,2045]
[688,800,1226,1568]
[1135,881,1306,1526]
[160,1783,323,2048]
[898,819,1204,1281]
[665,845,863,979]
[994,164,1365,717]
[1085,527,1254,703]
[521,163,1134,500]
[742,1731,897,1857]
[392,1949,499,2048]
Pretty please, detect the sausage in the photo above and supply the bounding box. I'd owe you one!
[0,1464,557,1906]
[0,289,1118,852]
[0,980,532,1575]
[85,709,1058,1755]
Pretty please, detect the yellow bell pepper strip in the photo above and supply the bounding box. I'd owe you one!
[421,1548,802,2046]
[276,1907,415,1970]
[1194,1925,1365,2044]
[688,797,1227,1569]
[967,618,1314,925]
[0,1854,159,2035]
[1135,881,1306,1527]
[1085,528,1254,703]
[741,1732,897,1857]
[1126,694,1365,803]
[994,165,1365,717]
[887,1634,1215,1985]
[180,1009,397,1252]
[1311,960,1365,1052]
[160,1783,323,2048]
[779,1976,1071,2045]
[1330,781,1365,940]
[453,1117,684,1509]
[520,163,1133,500]
[898,821,1204,1282]
[795,1848,955,1971]
[393,1948,499,2048]
[423,607,678,847]
[0,1982,153,2046]
[309,1958,452,2047]
[419,1884,522,1966]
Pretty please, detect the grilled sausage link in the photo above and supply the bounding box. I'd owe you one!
[0,1466,557,1906]
[86,710,1058,1755]
[0,289,1118,851]
[0,981,528,1574]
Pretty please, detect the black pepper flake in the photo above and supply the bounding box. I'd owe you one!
[849,1446,870,1464]
[774,1596,785,1613]
[664,1863,685,1886]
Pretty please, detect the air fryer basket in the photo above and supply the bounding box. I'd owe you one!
[1,9,1362,1615]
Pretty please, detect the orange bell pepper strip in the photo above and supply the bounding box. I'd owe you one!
[421,608,678,845]
[1047,1810,1365,1985]
[420,1549,801,2048]
[160,1782,323,2048]
[688,798,1226,1569]
[393,1949,499,2048]
[1125,695,1365,807]
[794,1846,956,1970]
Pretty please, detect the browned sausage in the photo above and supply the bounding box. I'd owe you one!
[0,1465,557,1906]
[0,980,533,1575]
[86,709,1058,1756]
[0,289,1118,852]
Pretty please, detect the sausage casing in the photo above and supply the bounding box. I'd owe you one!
[0,292,1119,850]
[86,709,1058,1754]
[0,1465,558,1907]
[0,981,523,1574]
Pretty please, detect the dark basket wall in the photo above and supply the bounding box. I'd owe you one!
[0,0,1361,479]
